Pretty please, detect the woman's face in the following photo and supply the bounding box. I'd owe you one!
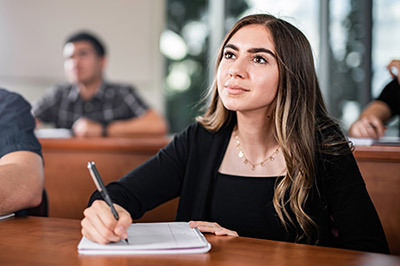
[217,24,279,116]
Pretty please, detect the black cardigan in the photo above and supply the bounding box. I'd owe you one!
[89,122,389,253]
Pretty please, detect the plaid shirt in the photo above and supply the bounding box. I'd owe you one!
[32,81,148,128]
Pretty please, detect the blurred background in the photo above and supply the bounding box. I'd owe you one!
[0,0,399,134]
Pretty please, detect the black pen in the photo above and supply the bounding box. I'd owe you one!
[87,161,129,244]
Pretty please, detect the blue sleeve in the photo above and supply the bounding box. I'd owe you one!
[0,88,42,158]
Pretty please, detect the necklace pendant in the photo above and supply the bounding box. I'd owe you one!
[235,133,280,171]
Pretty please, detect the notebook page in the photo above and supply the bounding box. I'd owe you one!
[78,222,211,254]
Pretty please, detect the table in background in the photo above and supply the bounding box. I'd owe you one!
[354,144,400,255]
[0,216,399,266]
[40,137,177,221]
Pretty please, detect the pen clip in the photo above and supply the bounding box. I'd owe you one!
[87,162,103,192]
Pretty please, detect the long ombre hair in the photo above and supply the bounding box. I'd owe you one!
[197,14,349,243]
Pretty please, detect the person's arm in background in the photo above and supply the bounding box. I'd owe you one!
[73,84,169,138]
[106,109,168,137]
[72,109,168,137]
[348,59,400,139]
[348,101,391,139]
[0,151,44,215]
[0,89,44,215]
[103,85,168,137]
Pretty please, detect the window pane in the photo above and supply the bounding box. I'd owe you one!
[162,0,209,133]
[232,0,320,60]
[372,0,400,98]
[372,0,400,136]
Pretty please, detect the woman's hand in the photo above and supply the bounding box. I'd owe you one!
[81,200,132,244]
[189,221,239,237]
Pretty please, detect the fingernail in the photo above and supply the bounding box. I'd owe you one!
[117,225,127,238]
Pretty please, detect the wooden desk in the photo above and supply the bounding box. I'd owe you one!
[0,217,399,266]
[40,137,176,221]
[354,145,400,255]
[40,138,400,255]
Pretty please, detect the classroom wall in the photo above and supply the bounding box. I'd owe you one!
[0,0,166,114]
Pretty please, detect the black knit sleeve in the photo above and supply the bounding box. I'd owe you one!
[88,123,197,219]
[376,79,400,117]
[322,150,389,253]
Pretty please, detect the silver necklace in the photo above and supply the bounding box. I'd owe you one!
[235,135,279,171]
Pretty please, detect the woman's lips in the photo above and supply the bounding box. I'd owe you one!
[224,84,249,95]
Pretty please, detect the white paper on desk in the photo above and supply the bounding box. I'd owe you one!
[349,136,400,146]
[34,128,73,138]
[77,222,211,254]
[349,137,374,146]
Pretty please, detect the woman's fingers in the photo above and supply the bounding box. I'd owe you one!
[81,216,118,244]
[189,221,238,237]
[81,201,121,243]
[81,200,132,244]
[113,204,132,239]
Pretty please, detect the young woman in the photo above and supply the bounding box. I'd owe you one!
[81,14,389,253]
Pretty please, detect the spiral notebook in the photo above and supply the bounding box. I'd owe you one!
[77,222,211,254]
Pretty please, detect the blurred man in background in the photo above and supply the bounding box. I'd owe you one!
[33,31,167,137]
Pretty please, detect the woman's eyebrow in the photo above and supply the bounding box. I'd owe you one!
[224,44,238,51]
[224,44,276,58]
[248,47,276,58]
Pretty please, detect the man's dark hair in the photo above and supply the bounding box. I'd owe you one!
[65,31,106,56]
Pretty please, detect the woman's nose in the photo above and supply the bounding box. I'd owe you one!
[228,59,247,78]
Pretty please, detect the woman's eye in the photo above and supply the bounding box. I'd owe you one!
[224,51,235,59]
[253,56,267,64]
